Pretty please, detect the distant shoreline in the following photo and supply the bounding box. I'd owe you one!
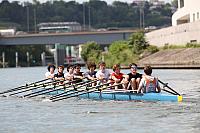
[121,65,200,69]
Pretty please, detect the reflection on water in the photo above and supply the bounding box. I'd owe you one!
[0,67,200,133]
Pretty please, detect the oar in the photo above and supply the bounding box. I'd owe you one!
[158,79,181,96]
[49,79,98,100]
[51,83,122,102]
[161,88,177,95]
[8,79,62,96]
[25,79,92,98]
[0,78,51,95]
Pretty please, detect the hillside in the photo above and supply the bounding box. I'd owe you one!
[138,48,200,68]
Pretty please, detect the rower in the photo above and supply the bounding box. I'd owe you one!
[126,63,142,91]
[85,62,97,80]
[137,65,161,93]
[110,64,128,89]
[96,61,111,84]
[73,64,84,83]
[84,62,97,86]
[64,65,74,81]
[45,64,55,79]
[54,65,65,81]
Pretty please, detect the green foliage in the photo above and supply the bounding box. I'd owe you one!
[128,32,149,54]
[81,41,102,64]
[104,41,139,68]
[162,44,185,49]
[186,43,200,48]
[146,45,159,54]
[80,32,158,68]
[162,43,200,50]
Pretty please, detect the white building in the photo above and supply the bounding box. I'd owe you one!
[0,29,15,36]
[146,0,200,46]
[172,0,200,26]
[38,22,82,33]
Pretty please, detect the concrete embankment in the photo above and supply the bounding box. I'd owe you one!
[137,48,200,69]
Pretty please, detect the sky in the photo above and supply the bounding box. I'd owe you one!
[7,0,172,5]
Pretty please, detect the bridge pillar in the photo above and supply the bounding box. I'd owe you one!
[41,52,46,66]
[15,52,18,68]
[2,52,5,68]
[54,43,66,67]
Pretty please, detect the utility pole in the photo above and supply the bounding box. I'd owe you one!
[139,3,145,29]
[27,6,30,32]
[142,8,145,29]
[88,2,91,31]
[140,7,142,29]
[34,8,37,33]
[83,3,86,31]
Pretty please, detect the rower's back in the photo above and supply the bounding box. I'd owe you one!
[137,65,161,93]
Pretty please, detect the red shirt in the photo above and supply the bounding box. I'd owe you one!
[111,72,124,81]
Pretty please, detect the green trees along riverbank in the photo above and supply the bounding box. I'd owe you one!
[0,0,173,31]
[81,31,159,67]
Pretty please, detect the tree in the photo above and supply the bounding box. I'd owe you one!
[81,41,102,63]
[128,32,148,54]
[171,0,178,9]
[104,40,138,67]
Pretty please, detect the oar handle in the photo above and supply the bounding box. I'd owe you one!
[50,79,98,100]
[52,82,124,102]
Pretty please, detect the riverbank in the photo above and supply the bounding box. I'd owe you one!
[136,48,200,69]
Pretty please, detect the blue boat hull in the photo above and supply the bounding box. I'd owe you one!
[79,91,182,102]
[47,89,182,102]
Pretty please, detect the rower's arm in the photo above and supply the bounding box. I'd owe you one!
[55,77,65,81]
[156,79,161,93]
[74,75,84,79]
[137,78,144,93]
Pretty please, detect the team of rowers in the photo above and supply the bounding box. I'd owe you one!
[45,61,161,93]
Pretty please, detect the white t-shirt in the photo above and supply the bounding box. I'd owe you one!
[96,69,111,81]
[45,72,55,79]
[64,72,74,78]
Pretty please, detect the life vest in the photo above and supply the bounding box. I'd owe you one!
[144,76,157,93]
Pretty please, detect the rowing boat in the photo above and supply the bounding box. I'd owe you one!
[1,78,182,102]
[43,88,182,102]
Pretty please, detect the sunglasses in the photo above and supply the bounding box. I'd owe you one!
[131,66,137,69]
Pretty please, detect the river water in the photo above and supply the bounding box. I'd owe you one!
[0,67,199,133]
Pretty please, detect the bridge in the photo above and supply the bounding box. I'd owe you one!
[0,30,136,67]
[0,30,135,45]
